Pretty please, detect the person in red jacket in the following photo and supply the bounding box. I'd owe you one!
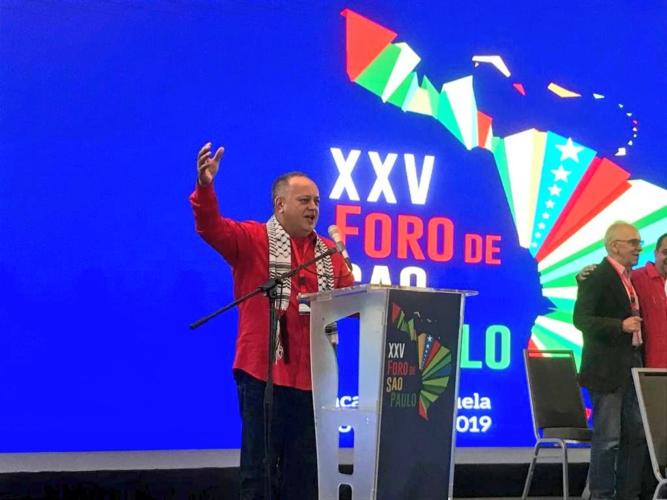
[631,233,667,368]
[190,142,354,500]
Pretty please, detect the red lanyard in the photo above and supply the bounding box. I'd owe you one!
[618,270,640,313]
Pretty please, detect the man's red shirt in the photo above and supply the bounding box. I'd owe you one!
[190,182,354,390]
[633,262,667,368]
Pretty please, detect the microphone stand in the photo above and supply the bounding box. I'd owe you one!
[190,245,339,500]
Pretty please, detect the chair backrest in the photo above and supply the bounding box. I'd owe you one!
[632,368,667,479]
[524,349,588,439]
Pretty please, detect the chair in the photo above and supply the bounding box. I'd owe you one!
[632,368,667,500]
[522,349,592,500]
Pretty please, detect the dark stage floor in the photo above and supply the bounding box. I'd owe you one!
[0,448,590,499]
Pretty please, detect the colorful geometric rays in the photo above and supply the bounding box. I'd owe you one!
[390,303,452,420]
[344,9,667,368]
[535,157,631,262]
[492,129,547,248]
[391,302,417,341]
[418,333,452,420]
[491,131,597,253]
[538,180,667,275]
[529,134,597,254]
[341,8,397,81]
[530,180,667,364]
[341,9,490,152]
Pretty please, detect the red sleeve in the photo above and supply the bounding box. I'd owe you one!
[189,182,254,266]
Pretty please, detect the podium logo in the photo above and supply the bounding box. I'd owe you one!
[390,303,452,420]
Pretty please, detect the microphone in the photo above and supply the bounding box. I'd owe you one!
[328,225,353,273]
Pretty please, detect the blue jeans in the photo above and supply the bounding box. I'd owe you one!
[235,370,318,500]
[588,352,647,500]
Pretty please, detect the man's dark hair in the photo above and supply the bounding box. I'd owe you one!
[656,233,667,251]
[271,171,311,207]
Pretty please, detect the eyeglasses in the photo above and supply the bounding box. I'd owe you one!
[613,239,644,247]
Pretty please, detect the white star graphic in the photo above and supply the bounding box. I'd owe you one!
[555,138,584,162]
[542,212,550,220]
[551,165,572,182]
[546,200,555,209]
[538,222,546,230]
[548,185,562,196]
[535,232,542,238]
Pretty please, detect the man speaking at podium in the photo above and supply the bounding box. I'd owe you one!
[190,142,354,499]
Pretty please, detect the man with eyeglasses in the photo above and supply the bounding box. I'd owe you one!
[574,221,648,500]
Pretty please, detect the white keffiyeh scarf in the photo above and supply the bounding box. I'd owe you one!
[267,215,334,360]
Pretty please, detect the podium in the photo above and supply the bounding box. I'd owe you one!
[301,285,476,500]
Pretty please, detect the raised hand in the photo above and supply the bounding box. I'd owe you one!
[197,142,224,186]
[576,264,598,282]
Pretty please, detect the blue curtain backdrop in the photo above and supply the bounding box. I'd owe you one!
[1,0,665,452]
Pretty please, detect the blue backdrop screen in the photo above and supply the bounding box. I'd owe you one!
[1,0,665,452]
